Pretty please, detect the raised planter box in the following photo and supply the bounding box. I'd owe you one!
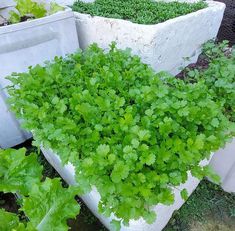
[41,148,212,231]
[0,8,79,149]
[74,1,225,75]
[209,138,235,193]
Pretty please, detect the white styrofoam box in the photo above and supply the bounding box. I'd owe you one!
[0,0,16,19]
[54,0,94,6]
[74,1,225,75]
[0,7,17,20]
[41,147,212,231]
[0,8,79,149]
[0,0,16,9]
[209,138,235,193]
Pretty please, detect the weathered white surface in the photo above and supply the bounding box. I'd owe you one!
[54,0,94,6]
[0,0,16,19]
[75,1,225,75]
[0,9,79,148]
[0,0,16,9]
[210,138,235,193]
[42,147,212,231]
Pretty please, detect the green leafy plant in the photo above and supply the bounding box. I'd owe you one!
[0,148,42,195]
[9,0,64,24]
[181,41,235,124]
[72,0,207,25]
[0,148,80,230]
[7,43,232,229]
[0,209,26,231]
[201,41,235,123]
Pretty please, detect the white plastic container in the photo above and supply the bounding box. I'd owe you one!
[41,147,212,231]
[74,1,225,75]
[0,8,79,148]
[209,138,235,193]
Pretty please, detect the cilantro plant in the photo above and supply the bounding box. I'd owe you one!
[9,0,64,24]
[7,44,231,229]
[72,0,207,25]
[0,148,80,230]
[183,41,235,124]
[201,41,235,122]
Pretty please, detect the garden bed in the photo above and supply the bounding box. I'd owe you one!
[6,41,234,231]
[2,140,235,231]
[0,4,79,148]
[42,148,213,231]
[73,1,225,74]
[175,41,235,193]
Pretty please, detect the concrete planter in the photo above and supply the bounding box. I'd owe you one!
[210,138,235,193]
[74,1,225,75]
[0,8,79,148]
[41,148,212,231]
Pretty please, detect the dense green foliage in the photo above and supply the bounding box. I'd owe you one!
[7,43,233,228]
[182,41,235,126]
[0,209,25,231]
[9,0,64,24]
[72,0,207,25]
[0,148,42,195]
[198,41,235,122]
[0,148,80,230]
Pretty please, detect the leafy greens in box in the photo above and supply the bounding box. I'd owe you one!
[5,0,64,24]
[7,43,233,228]
[72,0,207,25]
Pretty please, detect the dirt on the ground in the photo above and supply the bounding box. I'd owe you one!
[190,216,235,231]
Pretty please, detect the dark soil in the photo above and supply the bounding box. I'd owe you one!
[176,43,232,80]
[176,53,210,80]
[0,193,19,214]
[68,196,107,231]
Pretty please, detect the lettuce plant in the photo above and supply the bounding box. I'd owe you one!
[9,0,64,24]
[0,148,80,230]
[7,43,232,228]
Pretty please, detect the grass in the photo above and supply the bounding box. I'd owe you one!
[164,179,235,231]
[72,0,207,25]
